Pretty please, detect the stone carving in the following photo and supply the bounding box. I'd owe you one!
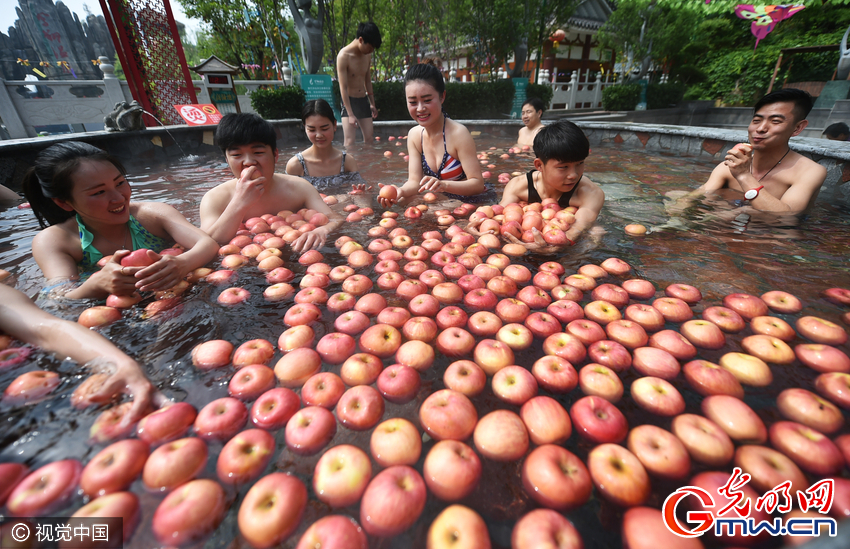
[288,0,324,74]
[838,25,850,81]
[104,101,145,132]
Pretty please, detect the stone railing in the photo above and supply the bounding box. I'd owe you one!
[547,70,617,110]
[0,57,285,140]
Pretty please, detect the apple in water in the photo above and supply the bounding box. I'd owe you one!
[217,428,275,485]
[630,376,685,416]
[251,387,300,429]
[679,319,726,350]
[671,413,733,466]
[136,402,197,446]
[815,372,850,408]
[682,359,744,398]
[419,389,478,441]
[631,346,680,379]
[427,505,491,549]
[768,420,844,475]
[532,355,579,394]
[520,396,572,445]
[313,444,372,507]
[796,344,850,373]
[701,394,766,443]
[285,406,337,455]
[335,385,385,431]
[359,466,427,537]
[622,506,704,549]
[578,363,624,402]
[701,305,746,333]
[734,444,808,496]
[651,297,692,323]
[370,418,421,467]
[719,352,773,387]
[512,509,583,549]
[80,439,149,497]
[626,425,690,480]
[570,395,628,443]
[473,409,529,461]
[777,387,844,434]
[722,292,768,320]
[750,315,796,341]
[741,334,795,364]
[376,365,421,404]
[238,473,307,548]
[796,315,848,345]
[194,397,248,441]
[423,440,482,501]
[492,365,538,405]
[761,290,803,313]
[295,515,367,549]
[152,479,226,546]
[522,444,591,510]
[587,443,650,507]
[443,360,486,397]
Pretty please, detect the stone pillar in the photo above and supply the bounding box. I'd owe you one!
[0,78,31,138]
[99,56,126,106]
[592,71,603,108]
[567,71,579,110]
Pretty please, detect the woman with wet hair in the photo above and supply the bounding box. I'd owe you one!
[22,141,217,299]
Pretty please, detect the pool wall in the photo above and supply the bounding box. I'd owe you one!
[1,119,848,205]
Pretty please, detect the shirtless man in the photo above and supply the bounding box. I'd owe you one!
[336,22,382,148]
[689,88,826,213]
[517,97,546,147]
[200,113,341,251]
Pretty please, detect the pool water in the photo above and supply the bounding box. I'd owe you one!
[0,137,849,548]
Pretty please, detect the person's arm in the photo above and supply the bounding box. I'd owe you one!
[336,51,357,126]
[131,203,218,292]
[564,179,605,243]
[32,226,139,299]
[499,175,527,206]
[200,169,265,243]
[774,165,826,212]
[0,285,164,424]
[285,155,304,176]
[290,182,344,253]
[365,62,377,119]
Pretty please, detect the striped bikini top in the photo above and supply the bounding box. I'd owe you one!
[420,113,466,182]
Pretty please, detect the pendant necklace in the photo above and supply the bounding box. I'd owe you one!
[751,148,790,182]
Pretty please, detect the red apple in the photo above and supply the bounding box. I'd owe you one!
[359,466,427,537]
[295,515,367,549]
[423,440,482,501]
[522,444,591,510]
[336,385,384,430]
[520,395,571,445]
[723,293,768,320]
[80,439,148,498]
[796,315,848,345]
[815,372,850,408]
[768,420,844,475]
[750,315,796,341]
[627,425,691,480]
[734,444,808,497]
[143,437,208,491]
[370,418,421,467]
[137,402,197,445]
[238,472,307,548]
[683,359,745,398]
[435,326,476,357]
[229,364,276,401]
[473,409,529,461]
[588,340,632,372]
[313,444,372,507]
[587,443,650,507]
[777,387,844,434]
[194,397,248,441]
[741,334,795,364]
[630,376,685,416]
[251,387,300,429]
[651,297,693,323]
[671,414,733,466]
[578,363,624,402]
[274,347,322,388]
[632,346,680,379]
[649,329,697,360]
[191,339,233,369]
[512,509,583,549]
[701,394,766,443]
[419,389,478,441]
[376,364,421,404]
[217,428,275,484]
[622,506,704,549]
[359,324,402,357]
[566,319,606,345]
[285,406,337,455]
[761,290,803,313]
[278,325,314,352]
[152,479,226,546]
[680,319,726,349]
[427,505,491,549]
[796,344,850,373]
[570,395,628,443]
[719,352,773,386]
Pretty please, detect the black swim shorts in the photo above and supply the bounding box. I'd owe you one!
[341,95,372,120]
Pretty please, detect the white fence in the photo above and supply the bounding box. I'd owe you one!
[545,70,617,110]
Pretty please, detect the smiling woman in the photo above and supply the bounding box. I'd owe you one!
[21,141,218,299]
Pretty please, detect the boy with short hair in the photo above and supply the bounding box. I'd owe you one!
[200,113,341,251]
[497,119,604,247]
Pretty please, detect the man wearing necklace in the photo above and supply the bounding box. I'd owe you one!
[690,88,826,213]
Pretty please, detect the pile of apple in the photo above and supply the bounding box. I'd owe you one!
[2,198,850,549]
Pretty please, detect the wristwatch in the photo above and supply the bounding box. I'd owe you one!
[744,185,764,200]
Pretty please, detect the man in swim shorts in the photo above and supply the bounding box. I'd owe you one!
[690,88,827,213]
[336,22,382,148]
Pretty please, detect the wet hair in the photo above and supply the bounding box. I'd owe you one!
[522,97,546,114]
[357,22,382,49]
[753,88,813,123]
[301,99,337,127]
[533,120,589,164]
[22,141,126,228]
[404,63,445,96]
[215,113,277,153]
[824,122,849,138]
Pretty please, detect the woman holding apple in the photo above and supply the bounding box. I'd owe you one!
[378,63,489,208]
[23,141,218,299]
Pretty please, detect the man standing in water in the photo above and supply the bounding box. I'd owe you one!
[686,88,826,213]
[337,22,382,148]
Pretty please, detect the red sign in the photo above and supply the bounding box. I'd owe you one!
[174,104,223,125]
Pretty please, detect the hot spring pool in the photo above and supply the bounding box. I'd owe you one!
[0,136,849,548]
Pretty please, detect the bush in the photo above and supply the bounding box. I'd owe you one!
[250,86,306,119]
[444,80,515,118]
[647,82,686,110]
[347,80,516,120]
[525,83,554,110]
[602,84,641,111]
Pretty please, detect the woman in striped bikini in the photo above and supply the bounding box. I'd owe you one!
[377,63,486,208]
